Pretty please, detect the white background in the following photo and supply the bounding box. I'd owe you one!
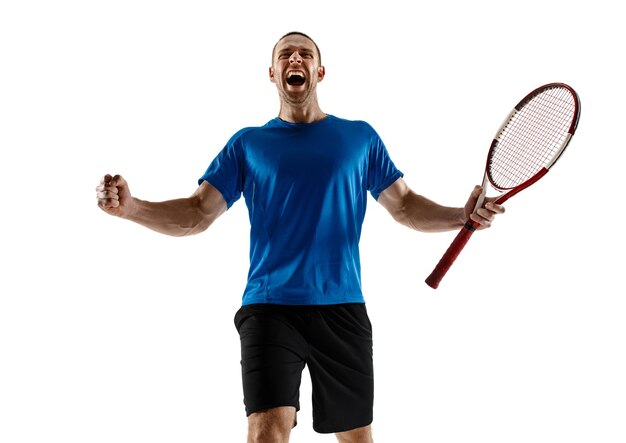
[1,0,624,442]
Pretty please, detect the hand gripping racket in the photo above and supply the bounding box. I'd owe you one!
[425,83,581,289]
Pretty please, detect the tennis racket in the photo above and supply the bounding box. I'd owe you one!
[425,82,581,289]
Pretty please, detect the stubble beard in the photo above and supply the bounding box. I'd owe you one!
[279,85,316,108]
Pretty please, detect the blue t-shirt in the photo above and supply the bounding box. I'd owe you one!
[198,114,403,306]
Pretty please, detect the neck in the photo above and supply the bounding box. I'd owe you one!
[277,98,326,124]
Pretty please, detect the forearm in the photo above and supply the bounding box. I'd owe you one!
[125,196,220,237]
[393,191,466,233]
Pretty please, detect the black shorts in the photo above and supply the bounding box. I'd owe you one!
[233,303,374,434]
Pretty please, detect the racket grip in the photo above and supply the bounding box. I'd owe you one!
[425,221,478,289]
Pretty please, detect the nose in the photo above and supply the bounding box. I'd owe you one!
[289,51,302,64]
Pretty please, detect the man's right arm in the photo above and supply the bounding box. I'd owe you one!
[96,174,227,237]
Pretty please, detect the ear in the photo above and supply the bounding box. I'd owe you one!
[269,66,275,83]
[317,66,325,82]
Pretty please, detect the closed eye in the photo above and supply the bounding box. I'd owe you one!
[277,50,314,60]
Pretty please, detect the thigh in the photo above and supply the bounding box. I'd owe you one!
[234,304,308,416]
[307,304,374,434]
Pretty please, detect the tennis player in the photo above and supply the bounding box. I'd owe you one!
[96,31,504,443]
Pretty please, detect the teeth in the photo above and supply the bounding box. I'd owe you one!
[288,71,304,78]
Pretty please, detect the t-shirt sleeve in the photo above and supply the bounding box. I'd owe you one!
[367,127,404,200]
[197,130,247,208]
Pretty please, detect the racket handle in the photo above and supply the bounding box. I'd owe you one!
[425,221,478,289]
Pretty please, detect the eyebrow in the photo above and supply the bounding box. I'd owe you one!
[277,47,314,55]
[271,40,321,64]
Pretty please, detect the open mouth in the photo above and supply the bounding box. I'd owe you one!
[286,71,306,86]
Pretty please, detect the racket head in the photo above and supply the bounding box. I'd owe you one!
[486,83,581,195]
[426,83,581,289]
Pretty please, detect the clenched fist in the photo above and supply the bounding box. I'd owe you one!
[96,174,134,218]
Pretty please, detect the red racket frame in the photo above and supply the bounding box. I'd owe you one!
[425,83,580,289]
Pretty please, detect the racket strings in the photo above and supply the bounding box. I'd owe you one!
[489,87,576,189]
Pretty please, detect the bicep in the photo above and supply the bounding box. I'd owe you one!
[377,177,409,219]
[193,181,228,223]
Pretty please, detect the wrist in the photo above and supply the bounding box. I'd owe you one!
[122,197,141,221]
[455,207,467,227]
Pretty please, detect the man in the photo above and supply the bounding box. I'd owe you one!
[96,31,504,443]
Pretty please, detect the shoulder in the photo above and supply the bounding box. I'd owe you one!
[327,115,377,135]
[328,115,372,128]
[226,125,263,146]
[228,118,289,144]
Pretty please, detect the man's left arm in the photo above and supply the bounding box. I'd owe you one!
[377,178,505,233]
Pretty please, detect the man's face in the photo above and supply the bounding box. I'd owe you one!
[270,34,325,105]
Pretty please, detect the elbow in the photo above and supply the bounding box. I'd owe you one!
[389,200,415,229]
[390,193,433,233]
[181,214,212,237]
[182,196,224,236]
[390,205,408,225]
[184,218,213,236]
